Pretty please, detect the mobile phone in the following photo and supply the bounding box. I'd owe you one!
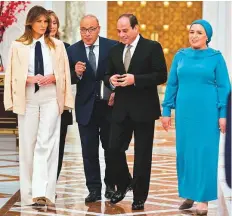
[117,75,126,82]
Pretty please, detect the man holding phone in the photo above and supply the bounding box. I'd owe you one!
[67,15,117,202]
[104,14,167,210]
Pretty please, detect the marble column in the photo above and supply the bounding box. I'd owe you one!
[203,1,232,76]
[63,1,85,44]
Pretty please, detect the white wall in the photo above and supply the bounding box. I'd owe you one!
[203,1,232,76]
[85,1,107,37]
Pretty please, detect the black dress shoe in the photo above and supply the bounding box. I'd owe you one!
[85,191,101,203]
[179,199,194,210]
[105,185,115,199]
[132,200,144,210]
[31,203,45,207]
[110,185,132,204]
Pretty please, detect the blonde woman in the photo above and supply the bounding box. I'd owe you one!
[4,5,74,206]
[47,10,73,181]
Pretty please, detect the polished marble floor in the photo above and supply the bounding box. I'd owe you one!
[0,113,231,215]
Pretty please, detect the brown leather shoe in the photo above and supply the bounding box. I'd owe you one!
[196,209,208,215]
[37,198,46,205]
[179,199,194,210]
[33,197,47,206]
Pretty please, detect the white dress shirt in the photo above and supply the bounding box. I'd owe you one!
[110,34,140,89]
[84,36,100,70]
[28,35,53,76]
[123,34,140,63]
[76,37,100,80]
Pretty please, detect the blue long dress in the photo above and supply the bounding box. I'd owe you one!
[162,47,231,202]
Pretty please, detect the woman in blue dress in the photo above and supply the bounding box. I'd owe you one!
[161,19,231,215]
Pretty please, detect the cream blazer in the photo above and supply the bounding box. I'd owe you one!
[4,37,74,115]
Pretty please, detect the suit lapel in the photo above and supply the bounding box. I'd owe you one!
[118,43,126,74]
[127,36,144,73]
[17,44,30,79]
[97,37,103,74]
[50,46,57,76]
[78,41,89,63]
[96,37,106,77]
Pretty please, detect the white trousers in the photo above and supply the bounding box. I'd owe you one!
[18,84,61,206]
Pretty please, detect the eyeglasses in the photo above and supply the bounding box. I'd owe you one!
[80,26,99,34]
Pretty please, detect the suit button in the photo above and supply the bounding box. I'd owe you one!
[14,91,16,94]
[14,78,17,82]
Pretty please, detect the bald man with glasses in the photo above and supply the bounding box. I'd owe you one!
[67,15,117,202]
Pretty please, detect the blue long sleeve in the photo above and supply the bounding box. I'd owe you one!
[162,53,180,116]
[215,54,231,118]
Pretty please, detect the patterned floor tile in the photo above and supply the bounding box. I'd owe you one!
[0,105,230,215]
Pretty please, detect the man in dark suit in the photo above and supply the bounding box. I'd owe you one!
[67,15,117,202]
[104,14,167,210]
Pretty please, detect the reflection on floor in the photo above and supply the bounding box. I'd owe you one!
[0,116,231,215]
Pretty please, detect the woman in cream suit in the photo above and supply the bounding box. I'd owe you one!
[4,6,74,206]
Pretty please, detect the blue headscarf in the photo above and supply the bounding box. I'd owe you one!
[191,19,213,45]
